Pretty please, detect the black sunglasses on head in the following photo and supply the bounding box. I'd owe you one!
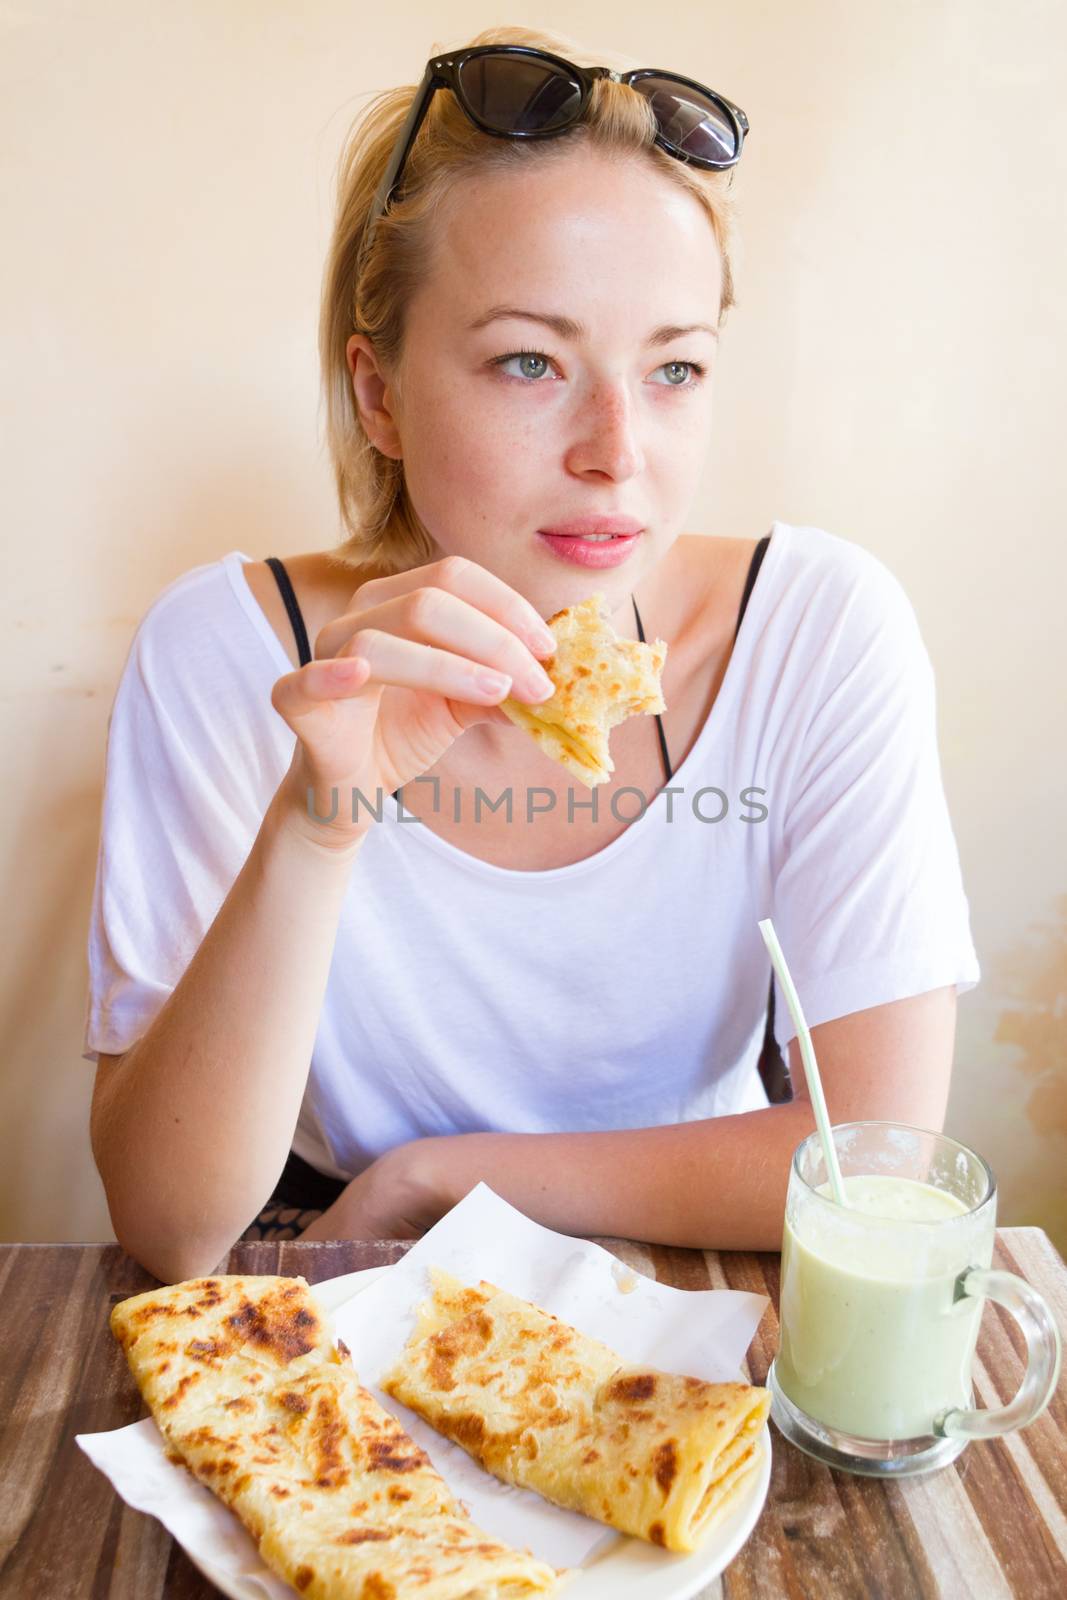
[362,45,750,257]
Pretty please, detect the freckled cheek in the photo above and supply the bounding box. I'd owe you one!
[402,404,549,544]
[644,424,711,528]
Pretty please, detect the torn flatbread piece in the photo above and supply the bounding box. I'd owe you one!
[500,591,667,787]
[380,1268,770,1554]
[110,1274,561,1599]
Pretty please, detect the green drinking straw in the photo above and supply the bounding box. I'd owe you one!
[758,917,849,1207]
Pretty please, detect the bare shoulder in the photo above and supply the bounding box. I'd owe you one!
[681,531,763,581]
[239,550,379,669]
[670,533,763,640]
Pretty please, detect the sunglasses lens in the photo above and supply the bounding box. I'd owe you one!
[456,52,584,134]
[632,76,740,164]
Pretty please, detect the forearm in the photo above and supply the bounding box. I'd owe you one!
[422,1101,817,1252]
[92,787,366,1280]
[293,1097,815,1250]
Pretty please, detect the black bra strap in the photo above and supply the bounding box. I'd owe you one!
[734,535,782,1095]
[734,534,771,641]
[631,595,674,785]
[265,557,312,667]
[633,534,783,1101]
[631,531,771,786]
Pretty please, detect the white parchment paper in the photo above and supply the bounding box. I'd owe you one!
[78,1182,768,1593]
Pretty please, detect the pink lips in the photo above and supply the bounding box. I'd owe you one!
[537,515,644,537]
[536,529,641,568]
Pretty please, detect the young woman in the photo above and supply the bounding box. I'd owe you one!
[85,26,979,1282]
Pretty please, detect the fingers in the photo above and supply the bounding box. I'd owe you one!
[344,588,556,704]
[270,655,375,723]
[333,627,533,703]
[318,555,557,675]
[270,630,522,731]
[351,556,557,654]
[271,555,563,733]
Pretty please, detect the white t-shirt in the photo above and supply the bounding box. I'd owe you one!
[83,524,980,1180]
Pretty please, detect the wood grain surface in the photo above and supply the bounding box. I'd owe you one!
[0,1228,1064,1598]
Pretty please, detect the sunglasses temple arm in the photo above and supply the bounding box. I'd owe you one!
[365,65,442,237]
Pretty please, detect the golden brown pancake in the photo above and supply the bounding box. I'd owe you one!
[500,592,667,787]
[381,1268,769,1553]
[110,1274,561,1599]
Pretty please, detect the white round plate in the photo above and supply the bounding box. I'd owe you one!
[187,1264,771,1599]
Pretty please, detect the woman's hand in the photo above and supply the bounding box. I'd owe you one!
[301,1139,451,1241]
[270,555,557,851]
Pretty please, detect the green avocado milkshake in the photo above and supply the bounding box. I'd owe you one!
[775,1173,990,1440]
[768,1122,1062,1476]
[757,927,1061,1473]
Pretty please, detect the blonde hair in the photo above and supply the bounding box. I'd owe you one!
[319,25,740,574]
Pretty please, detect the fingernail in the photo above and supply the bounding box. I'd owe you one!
[529,626,557,656]
[523,667,556,701]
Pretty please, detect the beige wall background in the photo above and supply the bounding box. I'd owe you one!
[3,0,1064,1247]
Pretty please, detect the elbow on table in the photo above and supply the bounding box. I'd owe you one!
[103,1184,247,1284]
[109,1215,242,1286]
[95,1151,245,1282]
[91,1079,262,1283]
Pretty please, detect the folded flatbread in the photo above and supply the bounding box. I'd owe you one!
[110,1274,561,1599]
[500,592,667,787]
[380,1269,770,1553]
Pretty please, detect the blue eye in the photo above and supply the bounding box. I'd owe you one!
[488,351,707,386]
[652,360,706,386]
[491,350,554,381]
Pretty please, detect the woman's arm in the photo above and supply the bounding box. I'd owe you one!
[88,559,557,1283]
[306,986,957,1251]
[90,790,366,1284]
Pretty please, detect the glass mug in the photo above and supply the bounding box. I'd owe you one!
[766,1122,1062,1477]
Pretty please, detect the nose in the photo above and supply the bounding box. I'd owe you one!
[563,379,645,484]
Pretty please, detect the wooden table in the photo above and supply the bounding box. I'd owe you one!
[2,1228,1065,1598]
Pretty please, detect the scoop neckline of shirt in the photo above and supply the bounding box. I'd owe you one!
[221,526,787,883]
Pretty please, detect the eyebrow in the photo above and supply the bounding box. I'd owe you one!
[467,305,719,345]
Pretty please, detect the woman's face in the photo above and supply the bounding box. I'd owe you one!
[349,146,723,620]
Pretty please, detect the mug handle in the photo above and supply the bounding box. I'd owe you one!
[936,1266,1062,1440]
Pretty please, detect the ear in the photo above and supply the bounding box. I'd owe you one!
[346,333,403,460]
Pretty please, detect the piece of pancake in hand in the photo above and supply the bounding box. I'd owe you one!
[380,1268,770,1554]
[109,1274,561,1599]
[499,591,667,787]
